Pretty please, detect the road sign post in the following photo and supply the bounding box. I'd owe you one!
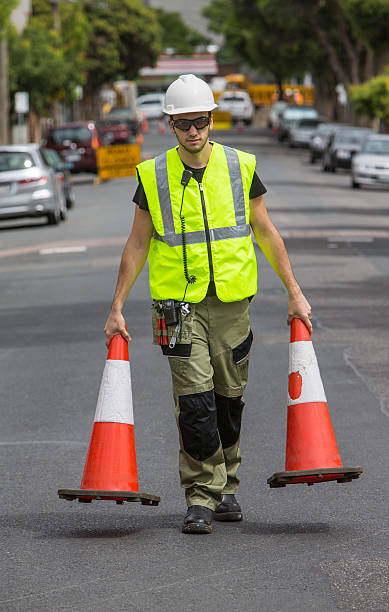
[15,92,29,144]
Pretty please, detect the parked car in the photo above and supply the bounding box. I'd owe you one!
[309,123,350,163]
[289,116,327,148]
[106,107,139,138]
[277,105,319,142]
[41,147,75,209]
[322,127,373,172]
[45,122,100,173]
[217,90,255,125]
[267,101,288,130]
[0,144,67,225]
[351,134,389,188]
[96,119,133,146]
[136,93,165,120]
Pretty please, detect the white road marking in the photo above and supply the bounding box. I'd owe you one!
[0,440,86,446]
[0,236,127,258]
[39,246,87,255]
[327,237,374,243]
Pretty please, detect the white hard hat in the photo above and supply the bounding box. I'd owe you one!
[163,74,218,115]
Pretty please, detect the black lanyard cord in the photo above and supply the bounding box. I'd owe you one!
[179,183,196,300]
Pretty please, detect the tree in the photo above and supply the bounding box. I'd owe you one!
[300,0,389,86]
[349,68,389,125]
[8,23,68,116]
[203,0,317,95]
[10,0,162,120]
[9,0,89,113]
[153,8,210,55]
[203,0,389,102]
[83,0,161,93]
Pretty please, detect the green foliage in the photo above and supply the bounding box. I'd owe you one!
[340,0,389,54]
[9,0,162,113]
[349,69,389,122]
[83,0,162,90]
[203,0,316,84]
[204,0,389,91]
[8,0,90,113]
[154,8,210,55]
[58,2,90,99]
[8,22,67,114]
[0,0,17,34]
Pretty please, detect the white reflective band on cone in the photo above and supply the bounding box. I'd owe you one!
[94,360,134,424]
[288,341,327,406]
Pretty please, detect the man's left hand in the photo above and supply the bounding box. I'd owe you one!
[287,290,312,334]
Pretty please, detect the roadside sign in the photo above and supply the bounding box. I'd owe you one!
[15,92,29,114]
[96,143,141,180]
[212,111,232,130]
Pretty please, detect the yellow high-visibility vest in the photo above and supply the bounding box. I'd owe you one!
[137,141,258,302]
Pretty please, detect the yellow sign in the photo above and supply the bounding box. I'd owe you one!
[212,111,232,130]
[97,144,141,180]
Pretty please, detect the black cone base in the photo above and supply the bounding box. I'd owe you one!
[58,488,160,505]
[267,466,363,488]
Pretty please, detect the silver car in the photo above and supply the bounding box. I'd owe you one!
[136,93,165,121]
[0,144,67,225]
[289,117,327,148]
[217,90,255,125]
[351,135,389,189]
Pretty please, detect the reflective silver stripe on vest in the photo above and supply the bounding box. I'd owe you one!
[223,145,246,226]
[153,224,250,247]
[155,153,175,236]
[210,224,250,241]
[154,145,249,246]
[153,229,206,247]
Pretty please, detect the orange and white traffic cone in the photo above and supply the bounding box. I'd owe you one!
[267,318,363,488]
[58,334,160,506]
[237,117,244,133]
[158,118,166,135]
[141,116,149,134]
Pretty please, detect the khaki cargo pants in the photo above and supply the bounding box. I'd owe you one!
[153,296,252,511]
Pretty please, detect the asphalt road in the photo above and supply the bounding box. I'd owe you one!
[1,126,388,612]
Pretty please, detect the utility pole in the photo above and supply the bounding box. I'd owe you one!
[0,35,10,145]
[0,1,32,145]
[50,0,62,125]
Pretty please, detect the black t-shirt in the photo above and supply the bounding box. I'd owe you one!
[133,163,267,211]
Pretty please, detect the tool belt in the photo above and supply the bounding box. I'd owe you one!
[152,300,194,358]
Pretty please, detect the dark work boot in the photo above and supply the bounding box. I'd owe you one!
[182,505,213,534]
[214,494,243,521]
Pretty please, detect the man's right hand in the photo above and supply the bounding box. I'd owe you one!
[104,309,131,348]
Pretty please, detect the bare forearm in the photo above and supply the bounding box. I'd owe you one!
[250,195,312,331]
[111,238,149,312]
[252,222,300,296]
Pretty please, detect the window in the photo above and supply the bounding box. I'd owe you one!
[363,140,389,155]
[0,151,36,172]
[51,127,92,145]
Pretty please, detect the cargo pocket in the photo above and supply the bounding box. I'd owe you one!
[232,329,253,364]
[232,329,253,389]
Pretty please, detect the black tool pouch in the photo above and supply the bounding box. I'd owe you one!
[151,301,194,357]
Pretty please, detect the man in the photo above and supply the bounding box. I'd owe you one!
[105,74,311,534]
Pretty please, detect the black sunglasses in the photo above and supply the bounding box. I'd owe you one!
[171,116,211,131]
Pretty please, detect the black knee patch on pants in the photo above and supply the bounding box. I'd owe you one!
[215,393,244,449]
[178,390,220,462]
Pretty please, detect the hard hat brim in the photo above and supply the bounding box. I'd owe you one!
[163,103,218,115]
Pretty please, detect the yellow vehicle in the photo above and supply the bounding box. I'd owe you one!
[225,73,251,91]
